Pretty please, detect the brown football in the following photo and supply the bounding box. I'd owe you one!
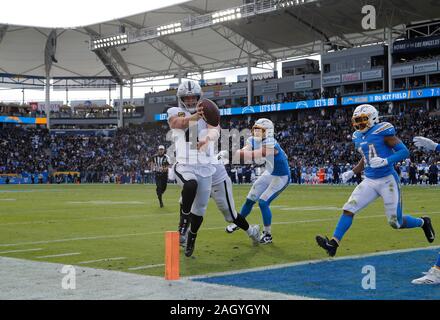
[199,98,220,126]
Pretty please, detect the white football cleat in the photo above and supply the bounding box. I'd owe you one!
[248,225,260,245]
[412,267,440,285]
[225,223,240,234]
[259,231,273,244]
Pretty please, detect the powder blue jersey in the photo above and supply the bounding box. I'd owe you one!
[352,122,399,179]
[247,136,290,177]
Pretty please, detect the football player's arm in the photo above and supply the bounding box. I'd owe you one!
[385,136,410,163]
[235,143,253,163]
[168,105,203,130]
[352,158,365,175]
[197,125,220,150]
[370,136,409,169]
[341,158,364,183]
[413,136,440,152]
[237,146,279,161]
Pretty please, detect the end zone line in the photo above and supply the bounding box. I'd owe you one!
[77,257,127,264]
[188,245,440,280]
[37,252,81,259]
[0,248,43,254]
[128,264,165,271]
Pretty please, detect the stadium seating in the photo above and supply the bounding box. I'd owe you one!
[1,105,439,184]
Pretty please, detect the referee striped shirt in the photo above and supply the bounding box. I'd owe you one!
[151,154,171,174]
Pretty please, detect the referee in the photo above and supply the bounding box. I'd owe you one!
[151,145,171,208]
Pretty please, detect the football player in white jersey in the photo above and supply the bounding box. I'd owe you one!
[167,80,219,257]
[412,136,440,285]
[210,153,260,245]
[178,154,261,247]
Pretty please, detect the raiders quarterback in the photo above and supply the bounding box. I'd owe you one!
[167,80,219,257]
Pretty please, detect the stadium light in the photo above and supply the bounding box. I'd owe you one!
[277,0,305,9]
[91,0,316,50]
[212,8,242,24]
[92,34,128,50]
[157,23,182,36]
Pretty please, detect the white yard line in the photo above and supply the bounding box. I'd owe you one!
[189,245,440,280]
[280,206,342,211]
[1,211,439,248]
[0,213,177,227]
[0,215,384,247]
[37,252,81,259]
[78,257,127,264]
[0,248,43,254]
[67,201,146,205]
[128,264,165,271]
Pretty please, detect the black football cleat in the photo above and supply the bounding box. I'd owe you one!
[185,231,197,257]
[421,217,435,243]
[316,235,339,257]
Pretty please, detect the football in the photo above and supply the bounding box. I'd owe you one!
[199,98,220,126]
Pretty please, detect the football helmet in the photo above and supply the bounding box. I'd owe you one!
[252,118,274,141]
[176,80,202,114]
[352,104,379,133]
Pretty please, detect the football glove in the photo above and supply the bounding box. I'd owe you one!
[341,170,354,183]
[370,157,389,168]
[216,150,229,164]
[413,136,439,152]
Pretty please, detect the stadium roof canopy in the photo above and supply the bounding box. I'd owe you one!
[0,0,439,85]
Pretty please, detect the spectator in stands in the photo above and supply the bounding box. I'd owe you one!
[1,104,439,185]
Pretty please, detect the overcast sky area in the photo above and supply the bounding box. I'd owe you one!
[0,0,191,28]
[0,1,320,104]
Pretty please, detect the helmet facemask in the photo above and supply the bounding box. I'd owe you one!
[352,104,379,133]
[352,113,371,132]
[179,94,201,114]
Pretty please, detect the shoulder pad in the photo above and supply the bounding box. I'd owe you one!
[167,107,185,119]
[372,122,396,136]
[352,131,360,140]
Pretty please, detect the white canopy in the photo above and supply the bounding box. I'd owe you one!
[0,0,438,82]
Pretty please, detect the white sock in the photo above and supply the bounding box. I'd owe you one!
[264,226,271,234]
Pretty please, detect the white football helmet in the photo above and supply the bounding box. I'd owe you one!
[252,118,274,141]
[352,104,379,133]
[176,80,202,113]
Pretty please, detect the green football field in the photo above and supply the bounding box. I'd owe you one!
[0,184,438,277]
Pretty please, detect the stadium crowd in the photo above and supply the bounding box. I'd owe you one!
[0,106,439,185]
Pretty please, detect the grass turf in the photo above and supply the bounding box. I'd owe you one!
[0,184,438,277]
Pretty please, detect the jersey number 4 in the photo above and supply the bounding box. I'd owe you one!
[358,144,378,166]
